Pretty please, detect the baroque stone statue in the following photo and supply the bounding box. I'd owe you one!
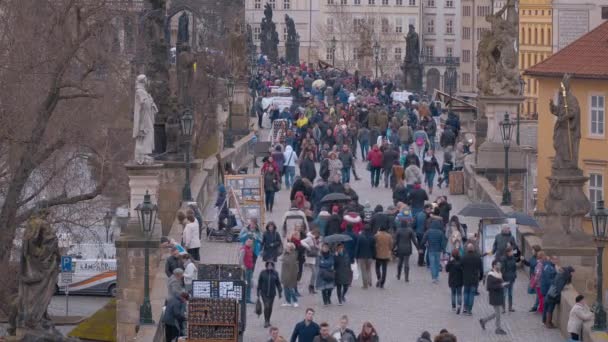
[8,211,73,340]
[477,0,520,97]
[284,14,300,65]
[177,12,189,45]
[401,25,422,91]
[260,3,279,62]
[133,74,158,164]
[404,24,420,64]
[549,74,581,171]
[177,45,195,108]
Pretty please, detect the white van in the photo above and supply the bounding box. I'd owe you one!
[57,258,117,297]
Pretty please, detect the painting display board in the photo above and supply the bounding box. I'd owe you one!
[187,298,239,342]
[479,217,517,273]
[225,174,265,226]
[192,279,247,335]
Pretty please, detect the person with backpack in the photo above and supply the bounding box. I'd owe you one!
[412,125,429,162]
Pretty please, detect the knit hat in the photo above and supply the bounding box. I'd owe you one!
[343,212,362,224]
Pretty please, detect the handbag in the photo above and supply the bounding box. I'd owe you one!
[255,298,262,317]
[320,268,335,282]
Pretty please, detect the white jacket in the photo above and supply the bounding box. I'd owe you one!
[182,221,201,249]
[183,260,198,285]
[567,302,593,335]
[283,145,298,167]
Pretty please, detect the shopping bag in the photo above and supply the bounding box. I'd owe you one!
[255,298,262,317]
[351,263,360,281]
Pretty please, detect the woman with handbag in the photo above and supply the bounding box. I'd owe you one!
[316,242,336,305]
[264,164,280,212]
[262,222,283,262]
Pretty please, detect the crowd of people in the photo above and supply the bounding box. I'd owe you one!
[155,57,587,342]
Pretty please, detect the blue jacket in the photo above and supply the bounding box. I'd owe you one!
[541,261,557,296]
[354,231,375,259]
[421,221,446,253]
[415,211,428,235]
[290,320,321,342]
[162,295,186,327]
[344,229,358,264]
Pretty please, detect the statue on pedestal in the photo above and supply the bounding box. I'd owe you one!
[549,74,581,172]
[401,25,423,91]
[260,3,279,62]
[477,0,520,97]
[284,14,300,65]
[133,74,158,165]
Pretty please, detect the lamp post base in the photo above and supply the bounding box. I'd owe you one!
[501,191,511,206]
[182,184,192,202]
[593,304,607,331]
[139,299,155,325]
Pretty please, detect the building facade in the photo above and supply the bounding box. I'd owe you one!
[519,0,553,119]
[420,0,461,95]
[319,0,420,78]
[551,0,607,53]
[458,0,491,98]
[245,0,321,63]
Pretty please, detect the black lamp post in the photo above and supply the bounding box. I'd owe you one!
[591,200,608,331]
[103,211,112,243]
[135,190,158,325]
[329,36,337,66]
[499,112,514,205]
[517,76,526,145]
[373,41,380,79]
[225,75,236,148]
[180,108,194,201]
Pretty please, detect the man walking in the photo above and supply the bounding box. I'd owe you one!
[420,220,446,283]
[290,308,320,342]
[480,260,507,335]
[354,226,375,289]
[374,227,393,289]
[461,243,483,315]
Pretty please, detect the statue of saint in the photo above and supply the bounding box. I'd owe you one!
[133,75,158,164]
[177,12,189,45]
[549,74,581,170]
[285,14,297,41]
[177,46,195,107]
[9,210,63,338]
[404,24,420,64]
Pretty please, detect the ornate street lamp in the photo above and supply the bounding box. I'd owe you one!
[103,211,112,243]
[373,41,381,79]
[591,200,608,331]
[225,75,236,148]
[135,190,158,325]
[180,109,194,201]
[499,112,514,205]
[329,36,337,66]
[517,76,526,145]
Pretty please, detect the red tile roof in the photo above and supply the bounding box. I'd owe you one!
[525,21,608,79]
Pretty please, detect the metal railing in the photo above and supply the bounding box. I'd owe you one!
[420,56,460,66]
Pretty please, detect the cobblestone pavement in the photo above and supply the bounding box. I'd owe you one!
[200,139,562,342]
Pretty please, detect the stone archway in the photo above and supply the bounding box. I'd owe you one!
[426,68,441,95]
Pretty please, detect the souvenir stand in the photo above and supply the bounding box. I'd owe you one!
[224,174,265,227]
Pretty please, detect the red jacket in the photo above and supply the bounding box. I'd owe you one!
[367,147,383,168]
[241,245,254,270]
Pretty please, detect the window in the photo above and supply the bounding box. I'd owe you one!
[254,0,261,9]
[462,27,471,40]
[284,0,290,9]
[382,0,389,5]
[353,18,365,33]
[327,0,334,4]
[254,26,261,40]
[269,0,276,9]
[381,47,388,61]
[394,47,402,61]
[395,18,403,33]
[477,5,490,17]
[427,19,434,34]
[326,48,332,61]
[462,73,471,86]
[590,95,605,136]
[427,0,435,7]
[476,27,488,40]
[341,0,348,3]
[424,45,434,57]
[446,46,453,57]
[602,7,608,19]
[396,0,403,5]
[353,48,360,60]
[462,5,471,16]
[589,173,604,207]
[327,18,334,33]
[355,0,361,4]
[445,0,453,8]
[462,49,470,62]
[446,19,453,34]
[409,0,416,5]
[382,18,389,33]
[369,0,375,5]
[283,27,288,40]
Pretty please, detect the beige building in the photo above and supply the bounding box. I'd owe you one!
[245,0,321,63]
[552,0,607,53]
[458,0,492,98]
[319,0,421,77]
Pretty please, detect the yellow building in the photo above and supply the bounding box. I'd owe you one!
[519,0,553,119]
[526,21,608,225]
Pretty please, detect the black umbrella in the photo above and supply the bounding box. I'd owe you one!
[506,212,539,227]
[458,202,505,218]
[323,234,353,244]
[320,193,351,204]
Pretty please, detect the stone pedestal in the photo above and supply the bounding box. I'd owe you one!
[125,163,163,221]
[285,39,300,65]
[401,63,423,92]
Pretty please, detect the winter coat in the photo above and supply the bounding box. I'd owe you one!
[405,165,423,185]
[316,252,336,290]
[420,221,446,253]
[283,145,298,167]
[446,258,464,288]
[299,157,316,182]
[334,252,353,285]
[461,251,483,286]
[398,125,413,144]
[328,181,345,194]
[280,251,299,288]
[358,127,370,144]
[354,231,376,259]
[422,156,440,174]
[165,255,183,277]
[264,171,279,192]
[302,232,321,265]
[500,255,518,283]
[440,127,456,148]
[409,187,429,209]
[541,261,557,296]
[392,183,409,205]
[339,151,354,168]
[547,266,574,302]
[492,232,517,259]
[311,182,330,213]
[394,226,418,256]
[438,202,452,225]
[328,158,343,180]
[568,302,594,335]
[182,221,201,249]
[367,147,383,168]
[374,231,393,260]
[262,230,283,262]
[382,148,400,171]
[257,269,282,298]
[163,295,186,328]
[326,214,343,236]
[403,154,420,168]
[486,271,505,306]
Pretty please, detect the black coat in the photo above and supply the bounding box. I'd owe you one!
[486,272,505,306]
[392,184,409,205]
[500,255,518,282]
[290,179,309,201]
[300,158,317,182]
[328,182,345,194]
[446,258,464,288]
[354,232,375,259]
[394,226,418,256]
[438,202,452,225]
[409,188,429,209]
[370,212,390,234]
[404,154,420,168]
[333,253,353,285]
[461,252,483,286]
[262,230,283,262]
[382,148,399,170]
[326,214,343,236]
[257,269,282,298]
